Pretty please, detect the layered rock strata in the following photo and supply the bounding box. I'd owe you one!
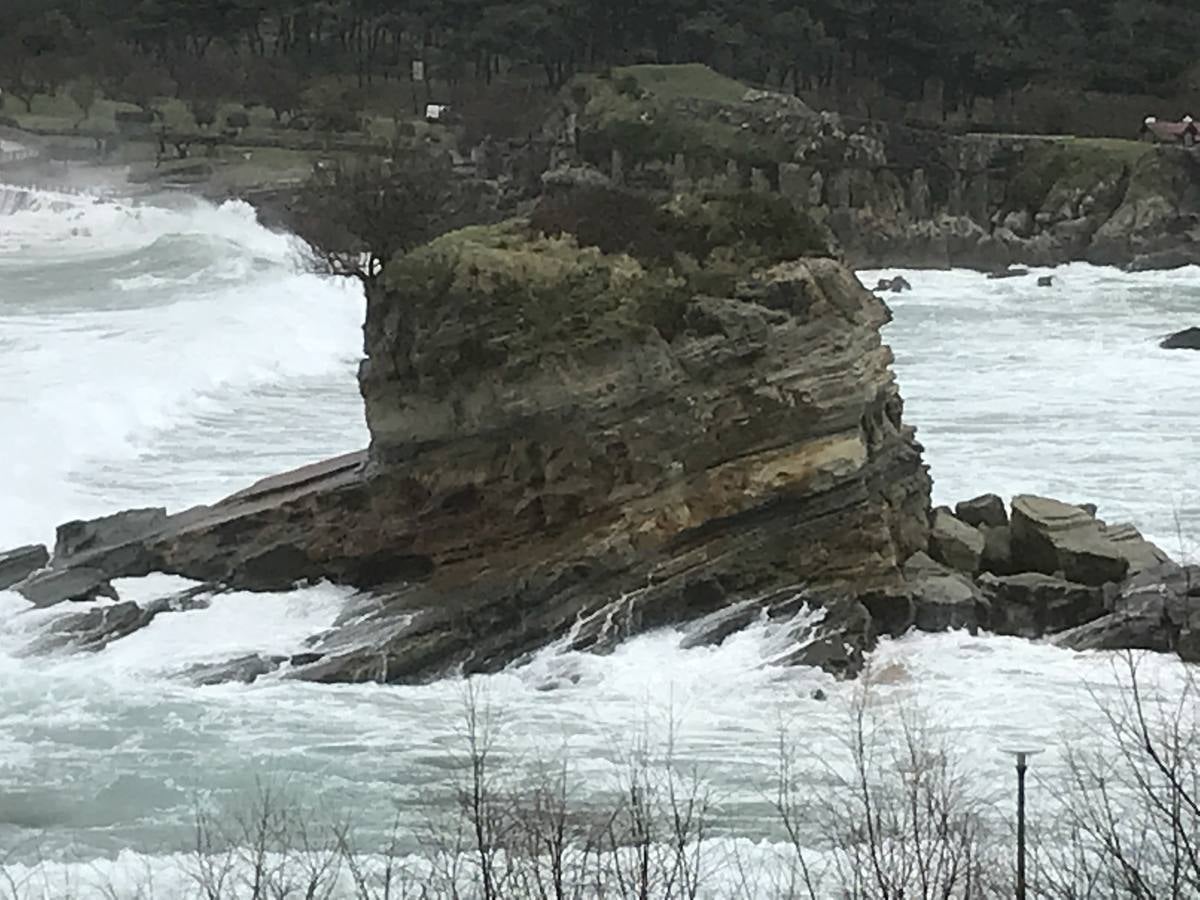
[6,228,931,682]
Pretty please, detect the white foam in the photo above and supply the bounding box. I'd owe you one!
[3,211,1200,878]
[0,193,367,548]
[863,263,1200,551]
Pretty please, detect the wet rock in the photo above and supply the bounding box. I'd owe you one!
[772,598,874,678]
[1037,276,1054,287]
[902,552,987,634]
[21,586,213,654]
[979,572,1107,639]
[53,507,167,564]
[986,267,1029,279]
[873,275,912,293]
[861,590,916,638]
[0,545,48,591]
[979,524,1016,576]
[928,509,985,574]
[1160,327,1200,350]
[185,654,286,686]
[288,652,325,667]
[954,494,1007,529]
[678,600,764,650]
[1054,563,1200,656]
[1011,495,1134,586]
[13,566,119,608]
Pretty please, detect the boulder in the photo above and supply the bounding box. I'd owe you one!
[1160,327,1200,350]
[1037,276,1054,287]
[979,524,1015,575]
[1102,522,1171,572]
[873,275,912,293]
[903,552,987,634]
[986,267,1029,279]
[979,572,1108,639]
[0,544,49,591]
[954,494,1007,529]
[14,566,119,608]
[1055,563,1200,656]
[1010,495,1137,586]
[928,509,985,574]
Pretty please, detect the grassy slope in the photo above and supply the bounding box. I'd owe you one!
[576,64,793,168]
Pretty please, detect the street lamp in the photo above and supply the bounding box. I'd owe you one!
[1003,748,1044,900]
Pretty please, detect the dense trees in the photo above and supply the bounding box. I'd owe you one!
[1,0,1197,123]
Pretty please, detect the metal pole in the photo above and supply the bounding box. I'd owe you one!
[1016,751,1027,900]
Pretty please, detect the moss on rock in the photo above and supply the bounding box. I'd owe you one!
[1006,138,1151,212]
[574,66,792,169]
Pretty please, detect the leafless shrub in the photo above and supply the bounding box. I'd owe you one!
[1031,652,1200,900]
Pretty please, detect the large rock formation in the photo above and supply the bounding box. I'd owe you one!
[5,220,931,683]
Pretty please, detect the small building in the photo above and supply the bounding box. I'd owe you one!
[1139,116,1199,146]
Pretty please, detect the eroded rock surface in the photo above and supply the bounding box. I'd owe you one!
[0,545,48,591]
[16,230,931,682]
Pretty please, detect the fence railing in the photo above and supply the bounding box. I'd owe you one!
[0,147,38,165]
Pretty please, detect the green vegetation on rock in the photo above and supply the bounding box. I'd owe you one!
[384,185,829,362]
[576,68,792,169]
[1007,138,1152,212]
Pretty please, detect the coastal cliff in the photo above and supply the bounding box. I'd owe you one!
[565,66,1200,271]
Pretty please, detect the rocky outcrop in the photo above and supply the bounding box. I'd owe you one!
[565,68,1200,270]
[1010,495,1169,586]
[980,573,1107,639]
[1088,148,1200,270]
[891,494,1196,665]
[6,226,930,683]
[1161,327,1200,350]
[0,545,48,591]
[20,586,212,655]
[1056,564,1200,657]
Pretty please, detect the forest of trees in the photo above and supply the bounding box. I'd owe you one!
[1,0,1198,125]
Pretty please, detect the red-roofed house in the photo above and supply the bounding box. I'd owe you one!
[1140,116,1199,145]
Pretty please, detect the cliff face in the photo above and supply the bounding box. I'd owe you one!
[331,225,931,679]
[569,71,1200,270]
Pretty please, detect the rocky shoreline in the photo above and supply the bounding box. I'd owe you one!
[2,213,1195,684]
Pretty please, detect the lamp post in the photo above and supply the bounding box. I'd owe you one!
[1004,748,1043,900]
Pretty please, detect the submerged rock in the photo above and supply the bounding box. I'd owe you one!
[0,544,48,591]
[185,654,286,686]
[873,275,912,293]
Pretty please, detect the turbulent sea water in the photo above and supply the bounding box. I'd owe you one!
[0,183,1198,894]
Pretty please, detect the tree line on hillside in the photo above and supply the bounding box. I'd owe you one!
[0,0,1198,125]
